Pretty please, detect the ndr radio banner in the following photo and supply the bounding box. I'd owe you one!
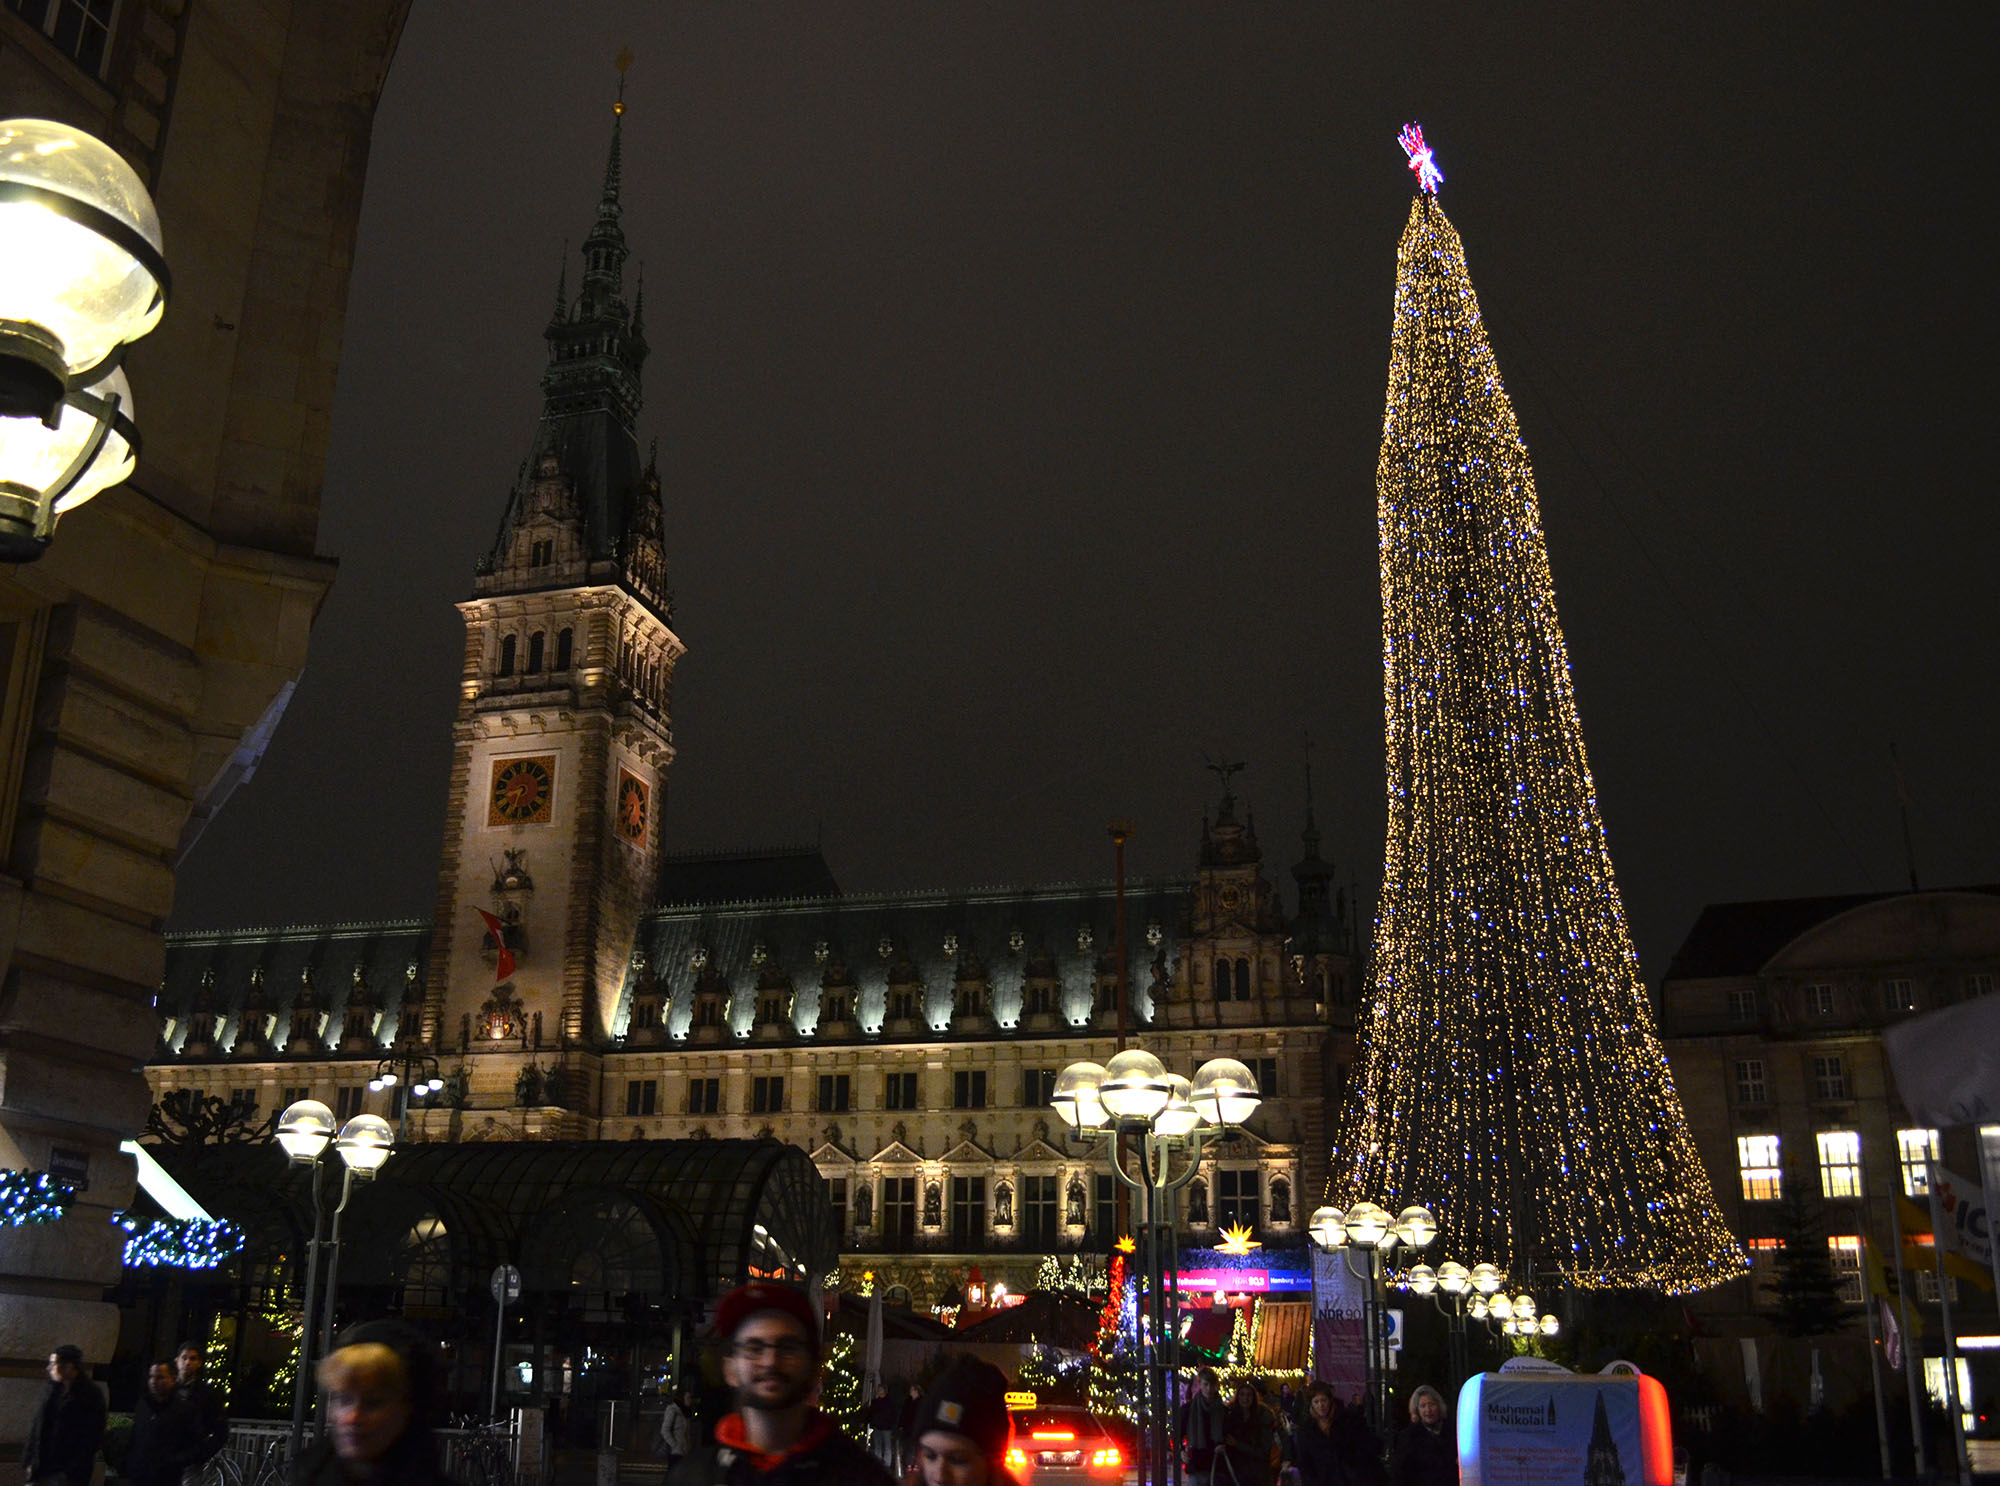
[1456,1369,1672,1486]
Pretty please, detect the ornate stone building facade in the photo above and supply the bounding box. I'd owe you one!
[1,0,407,1447]
[146,116,1356,1307]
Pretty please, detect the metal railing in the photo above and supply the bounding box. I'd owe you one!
[188,1418,530,1486]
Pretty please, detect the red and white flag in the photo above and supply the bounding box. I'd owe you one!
[1881,1300,1903,1372]
[477,908,516,981]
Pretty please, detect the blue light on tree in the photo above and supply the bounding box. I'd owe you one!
[115,1214,245,1270]
[0,1170,74,1226]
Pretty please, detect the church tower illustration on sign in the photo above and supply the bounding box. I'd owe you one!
[424,64,682,1067]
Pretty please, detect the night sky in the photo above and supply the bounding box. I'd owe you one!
[171,3,1999,983]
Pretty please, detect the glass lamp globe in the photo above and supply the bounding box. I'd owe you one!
[1189,1057,1260,1126]
[0,119,167,396]
[1435,1261,1471,1296]
[1405,1264,1438,1296]
[1307,1206,1347,1251]
[275,1099,335,1163]
[333,1113,395,1174]
[428,1077,445,1093]
[1051,1062,1108,1130]
[378,1069,398,1085]
[367,1077,384,1093]
[1511,1293,1536,1322]
[1344,1201,1391,1249]
[1469,1263,1504,1296]
[1393,1205,1437,1249]
[1468,1296,1489,1321]
[1153,1074,1200,1136]
[1099,1049,1171,1121]
[1501,1318,1520,1336]
[1539,1314,1559,1337]
[0,363,135,554]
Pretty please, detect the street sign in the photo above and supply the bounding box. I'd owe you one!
[1383,1307,1404,1351]
[491,1264,522,1305]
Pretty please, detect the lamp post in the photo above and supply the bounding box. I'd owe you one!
[278,1101,394,1463]
[1307,1200,1437,1433]
[1396,1259,1505,1395]
[368,1051,445,1140]
[0,118,169,560]
[1054,1053,1262,1486]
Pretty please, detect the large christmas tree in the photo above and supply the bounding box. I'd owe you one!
[1335,134,1742,1292]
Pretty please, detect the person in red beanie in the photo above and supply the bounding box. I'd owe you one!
[668,1282,890,1486]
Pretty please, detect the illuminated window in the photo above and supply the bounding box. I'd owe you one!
[1923,1356,1975,1432]
[1745,1237,1781,1305]
[1898,1128,1940,1197]
[1734,1059,1767,1104]
[1738,1135,1782,1201]
[1917,1267,1959,1305]
[1812,1055,1848,1100]
[1887,978,1915,1012]
[1728,986,1758,1022]
[1805,983,1836,1016]
[1827,1236,1863,1303]
[1817,1130,1863,1199]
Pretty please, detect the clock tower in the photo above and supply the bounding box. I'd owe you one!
[424,99,682,1083]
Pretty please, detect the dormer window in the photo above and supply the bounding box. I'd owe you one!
[530,539,554,567]
[498,635,517,676]
[889,989,917,1022]
[822,993,851,1025]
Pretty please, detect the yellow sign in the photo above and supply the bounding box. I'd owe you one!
[1005,1391,1037,1409]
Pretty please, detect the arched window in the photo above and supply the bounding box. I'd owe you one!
[1214,958,1232,1000]
[555,627,574,670]
[526,631,545,673]
[1234,957,1251,1000]
[498,634,516,676]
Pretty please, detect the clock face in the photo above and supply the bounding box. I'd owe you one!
[488,755,556,825]
[617,769,649,844]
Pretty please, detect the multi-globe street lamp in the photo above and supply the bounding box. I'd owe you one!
[1307,1200,1436,1431]
[1395,1257,1508,1393]
[367,1051,447,1139]
[0,118,169,560]
[1052,1051,1263,1486]
[276,1100,394,1460]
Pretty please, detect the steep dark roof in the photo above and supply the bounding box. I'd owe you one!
[656,845,841,907]
[1662,885,2000,981]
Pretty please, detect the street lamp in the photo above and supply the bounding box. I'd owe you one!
[0,119,168,560]
[368,1051,447,1139]
[279,1101,391,1462]
[1055,1054,1261,1486]
[1308,1199,1437,1432]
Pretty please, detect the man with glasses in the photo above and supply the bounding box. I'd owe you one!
[670,1282,891,1486]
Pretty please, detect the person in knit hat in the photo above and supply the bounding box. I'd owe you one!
[668,1282,890,1486]
[906,1358,1018,1486]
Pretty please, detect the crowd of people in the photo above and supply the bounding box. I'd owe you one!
[1176,1371,1454,1486]
[23,1341,225,1486]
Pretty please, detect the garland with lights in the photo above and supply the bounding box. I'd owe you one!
[115,1214,245,1270]
[1332,183,1743,1294]
[1087,1252,1140,1420]
[0,1170,74,1226]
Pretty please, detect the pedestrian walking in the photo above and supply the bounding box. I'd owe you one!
[23,1344,106,1486]
[907,1358,1019,1486]
[294,1318,458,1486]
[126,1362,201,1486]
[1176,1369,1226,1486]
[867,1386,899,1472]
[668,1282,891,1486]
[657,1389,692,1467]
[1387,1386,1452,1486]
[173,1340,228,1475]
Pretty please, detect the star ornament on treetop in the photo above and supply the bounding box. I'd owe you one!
[1399,123,1443,194]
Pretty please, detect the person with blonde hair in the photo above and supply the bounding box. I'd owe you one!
[296,1320,453,1486]
[1387,1385,1452,1486]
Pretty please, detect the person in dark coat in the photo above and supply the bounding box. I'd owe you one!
[1387,1385,1453,1486]
[125,1362,201,1486]
[1327,1394,1384,1486]
[906,1357,1020,1486]
[293,1319,456,1486]
[1216,1382,1277,1486]
[1176,1369,1227,1486]
[174,1340,229,1468]
[867,1387,899,1471]
[1291,1384,1355,1486]
[23,1344,106,1486]
[667,1282,892,1486]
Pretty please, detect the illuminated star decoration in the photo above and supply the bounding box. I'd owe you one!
[1215,1222,1261,1256]
[1398,123,1443,194]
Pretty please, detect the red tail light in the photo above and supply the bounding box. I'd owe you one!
[1006,1448,1030,1470]
[1030,1431,1076,1441]
[1090,1446,1123,1471]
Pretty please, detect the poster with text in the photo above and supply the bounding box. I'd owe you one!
[1310,1247,1366,1403]
[1460,1375,1646,1486]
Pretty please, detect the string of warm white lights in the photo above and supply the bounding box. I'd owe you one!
[1333,193,1743,1294]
